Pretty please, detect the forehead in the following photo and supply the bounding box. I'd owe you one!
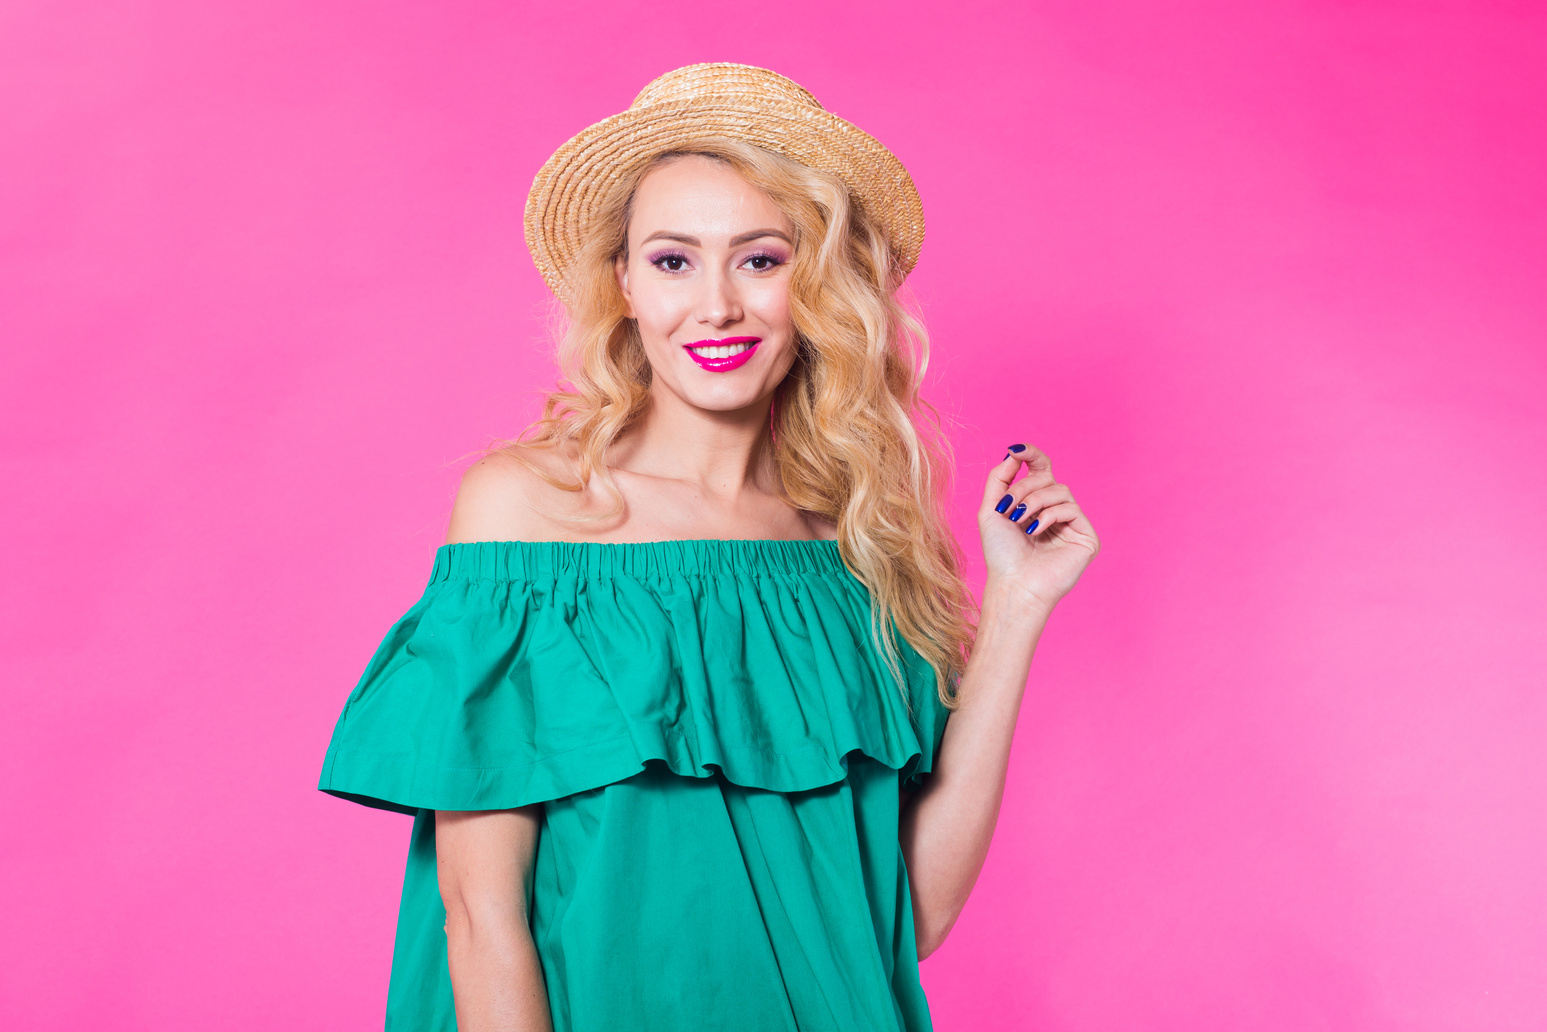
[629,155,791,237]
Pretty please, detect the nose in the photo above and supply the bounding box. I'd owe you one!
[695,263,743,329]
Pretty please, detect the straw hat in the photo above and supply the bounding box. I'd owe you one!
[523,62,924,301]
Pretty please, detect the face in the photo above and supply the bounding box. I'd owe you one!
[618,155,798,415]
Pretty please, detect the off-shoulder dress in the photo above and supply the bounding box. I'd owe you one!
[319,538,951,1032]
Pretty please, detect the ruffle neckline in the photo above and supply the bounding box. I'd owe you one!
[320,539,949,815]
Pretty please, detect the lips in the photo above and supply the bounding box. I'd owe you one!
[682,336,760,372]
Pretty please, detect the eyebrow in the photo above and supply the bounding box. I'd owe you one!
[639,229,793,247]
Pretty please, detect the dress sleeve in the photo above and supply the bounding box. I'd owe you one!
[897,663,952,793]
[317,566,646,815]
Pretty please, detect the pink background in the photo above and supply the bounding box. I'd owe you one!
[3,1,1544,1029]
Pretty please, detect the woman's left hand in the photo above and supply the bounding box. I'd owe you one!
[977,444,1100,612]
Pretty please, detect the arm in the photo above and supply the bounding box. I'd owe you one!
[433,451,568,1029]
[900,445,1099,959]
[436,807,552,1032]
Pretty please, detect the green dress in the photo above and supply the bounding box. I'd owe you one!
[319,538,951,1031]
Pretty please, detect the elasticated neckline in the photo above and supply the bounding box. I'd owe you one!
[430,537,849,583]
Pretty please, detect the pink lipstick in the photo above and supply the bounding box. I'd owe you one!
[682,336,760,372]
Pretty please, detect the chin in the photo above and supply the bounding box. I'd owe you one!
[679,384,768,413]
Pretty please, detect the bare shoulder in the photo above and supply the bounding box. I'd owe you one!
[445,442,592,544]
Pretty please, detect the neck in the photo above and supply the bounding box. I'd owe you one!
[610,385,777,501]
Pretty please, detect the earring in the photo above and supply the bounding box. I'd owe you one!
[769,385,779,449]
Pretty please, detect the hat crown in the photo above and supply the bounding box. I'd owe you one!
[630,62,826,113]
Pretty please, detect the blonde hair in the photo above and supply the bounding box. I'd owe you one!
[505,137,976,709]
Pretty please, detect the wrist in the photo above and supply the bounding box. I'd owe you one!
[981,576,1058,624]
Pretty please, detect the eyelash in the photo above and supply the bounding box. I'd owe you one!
[646,251,786,274]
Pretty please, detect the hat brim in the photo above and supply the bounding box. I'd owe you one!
[524,97,924,301]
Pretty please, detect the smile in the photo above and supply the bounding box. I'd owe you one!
[682,337,760,372]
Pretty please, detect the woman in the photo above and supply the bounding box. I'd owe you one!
[320,63,1098,1031]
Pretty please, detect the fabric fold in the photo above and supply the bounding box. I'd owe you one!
[319,539,950,817]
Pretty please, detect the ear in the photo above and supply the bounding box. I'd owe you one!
[614,254,635,319]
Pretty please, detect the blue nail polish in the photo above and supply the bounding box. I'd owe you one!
[1025,519,1039,535]
[1009,503,1027,521]
[994,494,1013,514]
[1007,443,1026,453]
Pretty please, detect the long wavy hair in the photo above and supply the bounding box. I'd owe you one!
[503,137,976,709]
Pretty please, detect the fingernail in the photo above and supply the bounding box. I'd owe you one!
[994,494,1013,514]
[1025,519,1039,535]
[1007,444,1026,453]
[1009,503,1027,521]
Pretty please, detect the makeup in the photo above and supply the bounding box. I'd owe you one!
[682,336,760,372]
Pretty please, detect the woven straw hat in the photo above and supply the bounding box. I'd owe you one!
[524,62,924,301]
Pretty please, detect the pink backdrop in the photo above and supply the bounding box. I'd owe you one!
[3,2,1544,1029]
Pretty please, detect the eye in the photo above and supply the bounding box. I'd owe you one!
[742,253,783,272]
[648,251,690,273]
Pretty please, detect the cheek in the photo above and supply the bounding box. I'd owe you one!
[745,278,794,334]
[628,274,689,335]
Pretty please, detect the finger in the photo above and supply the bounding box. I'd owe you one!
[1025,500,1084,537]
[994,481,1073,523]
[982,444,1053,509]
[982,450,1023,508]
[1013,444,1053,482]
[1009,446,1056,498]
[1002,483,1074,525]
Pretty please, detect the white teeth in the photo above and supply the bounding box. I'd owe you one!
[691,342,751,359]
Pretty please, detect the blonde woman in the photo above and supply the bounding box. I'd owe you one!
[321,64,1099,1032]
